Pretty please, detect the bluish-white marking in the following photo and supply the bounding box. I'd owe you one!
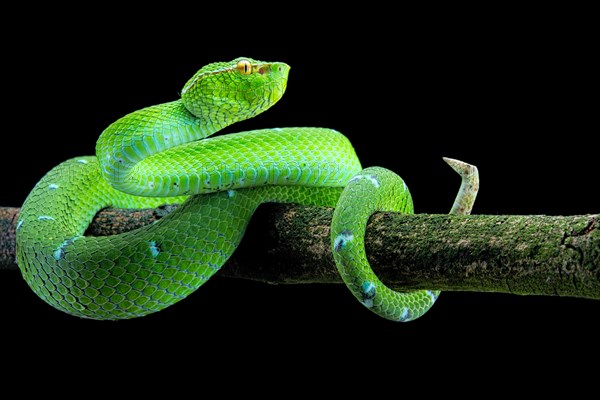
[48,183,59,190]
[227,189,236,198]
[76,159,88,164]
[349,174,380,188]
[53,246,64,261]
[148,181,155,189]
[362,281,376,298]
[399,307,412,322]
[53,238,79,261]
[149,241,160,257]
[273,128,283,132]
[16,220,23,230]
[334,230,354,252]
[361,281,377,308]
[426,290,438,303]
[37,216,55,221]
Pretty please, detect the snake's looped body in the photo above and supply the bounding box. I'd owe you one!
[16,58,478,321]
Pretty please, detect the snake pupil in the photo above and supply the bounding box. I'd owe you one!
[237,59,252,75]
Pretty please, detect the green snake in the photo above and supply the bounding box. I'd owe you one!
[16,57,479,321]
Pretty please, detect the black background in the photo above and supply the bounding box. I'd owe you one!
[1,8,597,379]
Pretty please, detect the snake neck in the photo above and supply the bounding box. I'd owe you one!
[95,58,291,198]
[95,99,232,195]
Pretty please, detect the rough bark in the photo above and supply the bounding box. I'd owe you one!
[0,205,598,300]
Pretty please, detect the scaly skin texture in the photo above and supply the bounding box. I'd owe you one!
[15,57,478,320]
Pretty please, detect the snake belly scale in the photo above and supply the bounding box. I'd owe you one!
[15,57,478,321]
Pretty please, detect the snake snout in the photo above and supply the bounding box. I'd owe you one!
[272,62,290,75]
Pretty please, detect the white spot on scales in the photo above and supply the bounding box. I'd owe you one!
[400,307,410,321]
[53,237,81,261]
[425,290,438,303]
[149,241,160,257]
[350,174,380,188]
[333,230,354,252]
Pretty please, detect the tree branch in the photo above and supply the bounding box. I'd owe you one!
[1,205,598,300]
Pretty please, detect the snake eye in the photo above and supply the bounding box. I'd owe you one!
[236,59,253,75]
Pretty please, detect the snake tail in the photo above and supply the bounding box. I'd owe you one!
[332,159,479,322]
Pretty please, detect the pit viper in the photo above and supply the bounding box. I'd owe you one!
[16,57,479,321]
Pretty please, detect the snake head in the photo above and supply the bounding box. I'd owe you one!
[181,57,290,125]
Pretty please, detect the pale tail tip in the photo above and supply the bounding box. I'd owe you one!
[442,157,478,178]
[442,156,462,166]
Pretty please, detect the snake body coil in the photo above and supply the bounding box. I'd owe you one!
[16,58,478,321]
